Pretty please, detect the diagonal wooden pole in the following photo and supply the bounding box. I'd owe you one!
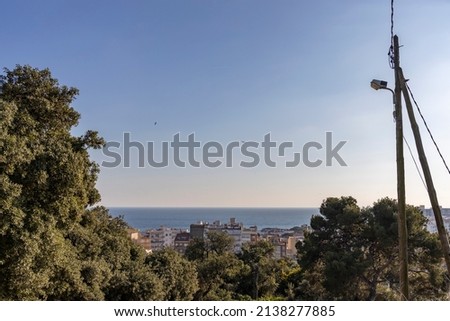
[399,67,450,287]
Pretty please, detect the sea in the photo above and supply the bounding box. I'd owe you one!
[108,207,319,231]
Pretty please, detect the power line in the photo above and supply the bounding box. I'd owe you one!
[388,0,395,69]
[405,82,450,176]
[403,136,427,190]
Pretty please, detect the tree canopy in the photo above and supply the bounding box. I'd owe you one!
[145,248,198,300]
[296,196,448,300]
[0,65,162,300]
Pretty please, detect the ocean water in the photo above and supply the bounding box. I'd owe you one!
[108,207,319,231]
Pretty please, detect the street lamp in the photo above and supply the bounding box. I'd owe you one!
[371,79,395,104]
[371,74,409,300]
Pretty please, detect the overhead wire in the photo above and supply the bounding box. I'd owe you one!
[403,136,428,191]
[388,0,395,69]
[405,82,450,176]
[388,0,450,182]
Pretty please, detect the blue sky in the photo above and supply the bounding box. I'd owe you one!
[2,0,450,207]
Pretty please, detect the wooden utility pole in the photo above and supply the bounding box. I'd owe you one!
[399,68,450,280]
[393,35,409,300]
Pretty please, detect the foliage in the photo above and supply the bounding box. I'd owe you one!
[71,206,164,300]
[0,65,163,300]
[185,230,245,300]
[194,252,244,300]
[296,196,448,300]
[185,230,235,261]
[146,248,198,300]
[236,240,277,299]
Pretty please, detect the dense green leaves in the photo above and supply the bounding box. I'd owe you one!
[296,197,448,300]
[146,248,198,300]
[0,66,162,300]
[237,240,277,300]
[185,231,244,300]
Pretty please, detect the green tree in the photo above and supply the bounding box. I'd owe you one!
[297,196,367,300]
[185,231,244,300]
[273,257,301,300]
[70,206,164,300]
[0,65,163,300]
[194,252,244,300]
[237,240,277,300]
[185,230,234,261]
[296,196,447,300]
[0,65,101,299]
[362,198,446,300]
[146,248,198,300]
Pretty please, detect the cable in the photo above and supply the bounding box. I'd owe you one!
[390,0,394,40]
[403,136,427,191]
[405,82,450,176]
[388,0,395,69]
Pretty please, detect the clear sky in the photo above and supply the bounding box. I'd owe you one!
[2,0,450,208]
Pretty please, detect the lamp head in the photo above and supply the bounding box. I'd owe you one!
[370,79,388,90]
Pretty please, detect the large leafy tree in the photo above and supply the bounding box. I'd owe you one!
[236,240,277,300]
[0,65,163,300]
[297,196,367,300]
[146,248,199,300]
[296,196,447,300]
[194,252,244,300]
[185,231,244,300]
[70,206,164,300]
[185,230,235,261]
[366,198,447,300]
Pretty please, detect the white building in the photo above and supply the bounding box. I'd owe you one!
[419,205,450,232]
[147,226,184,251]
